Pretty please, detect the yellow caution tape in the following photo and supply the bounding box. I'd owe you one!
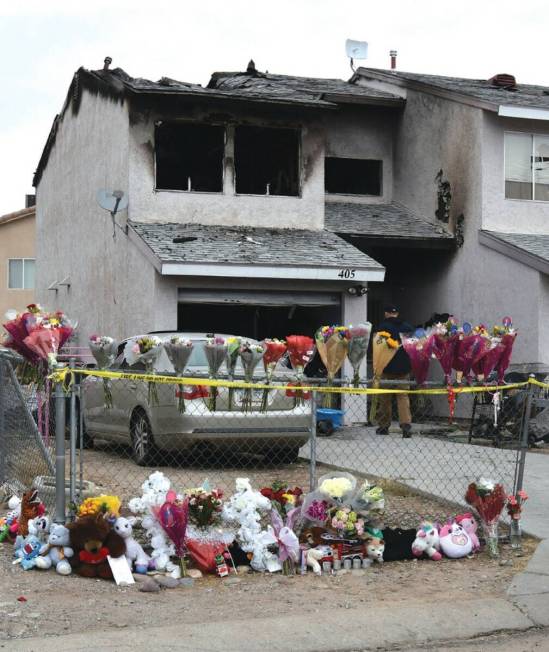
[47,366,532,396]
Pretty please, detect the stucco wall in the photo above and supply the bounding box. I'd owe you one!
[35,90,162,344]
[324,106,395,204]
[482,112,549,233]
[0,214,35,318]
[128,109,325,230]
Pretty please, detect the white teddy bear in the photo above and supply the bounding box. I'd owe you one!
[113,516,151,574]
[28,515,51,544]
[35,524,73,575]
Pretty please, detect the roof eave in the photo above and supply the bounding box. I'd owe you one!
[479,230,549,274]
[321,92,405,108]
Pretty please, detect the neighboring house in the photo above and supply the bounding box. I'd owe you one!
[33,59,549,367]
[0,199,36,320]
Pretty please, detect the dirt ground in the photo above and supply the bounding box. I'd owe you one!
[0,535,536,642]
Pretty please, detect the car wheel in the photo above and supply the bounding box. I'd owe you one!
[130,410,156,466]
[277,445,300,464]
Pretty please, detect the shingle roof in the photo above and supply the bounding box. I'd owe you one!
[480,231,549,272]
[207,69,404,107]
[357,68,549,110]
[130,221,384,271]
[0,206,35,227]
[324,202,454,241]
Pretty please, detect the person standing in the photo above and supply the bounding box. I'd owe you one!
[376,305,414,438]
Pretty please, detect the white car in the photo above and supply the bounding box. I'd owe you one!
[81,332,311,465]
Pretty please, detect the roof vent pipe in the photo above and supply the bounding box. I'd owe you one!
[390,50,397,70]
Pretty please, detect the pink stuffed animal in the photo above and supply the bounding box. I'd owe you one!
[411,521,442,561]
[455,513,480,551]
[439,521,472,558]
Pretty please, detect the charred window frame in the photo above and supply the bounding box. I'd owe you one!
[155,122,225,193]
[325,157,382,196]
[234,126,300,196]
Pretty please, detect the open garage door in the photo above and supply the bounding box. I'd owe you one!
[177,288,341,344]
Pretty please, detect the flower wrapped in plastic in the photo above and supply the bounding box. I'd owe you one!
[152,491,190,577]
[225,337,241,410]
[350,481,385,530]
[300,493,330,526]
[78,494,121,518]
[203,336,227,411]
[432,319,459,384]
[239,341,264,412]
[471,326,505,382]
[124,335,163,405]
[315,325,349,408]
[330,506,365,539]
[164,336,194,413]
[285,335,315,406]
[465,478,506,558]
[400,328,435,386]
[260,339,287,412]
[260,481,303,516]
[452,323,484,384]
[347,323,372,388]
[261,508,301,575]
[371,331,399,379]
[317,471,357,506]
[493,318,517,384]
[89,335,118,408]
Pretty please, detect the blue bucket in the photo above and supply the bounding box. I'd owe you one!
[317,408,344,429]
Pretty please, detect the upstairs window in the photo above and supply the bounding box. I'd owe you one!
[8,258,35,289]
[325,157,382,196]
[155,123,224,192]
[234,126,300,196]
[505,132,549,201]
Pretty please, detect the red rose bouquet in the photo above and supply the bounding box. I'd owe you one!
[400,329,436,386]
[285,335,315,406]
[432,319,459,384]
[261,339,287,412]
[260,481,303,516]
[465,478,506,558]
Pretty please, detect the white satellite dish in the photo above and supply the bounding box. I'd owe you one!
[346,39,368,61]
[97,189,128,215]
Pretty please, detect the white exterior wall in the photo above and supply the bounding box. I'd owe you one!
[35,91,163,344]
[482,112,549,233]
[128,114,325,230]
[324,106,395,205]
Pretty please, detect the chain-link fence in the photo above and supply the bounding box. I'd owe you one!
[1,353,541,530]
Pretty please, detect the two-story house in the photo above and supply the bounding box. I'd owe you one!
[34,59,549,369]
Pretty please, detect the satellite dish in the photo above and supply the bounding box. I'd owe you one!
[345,39,368,61]
[97,189,128,215]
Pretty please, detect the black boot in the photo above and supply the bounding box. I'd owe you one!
[401,423,412,438]
[376,426,389,435]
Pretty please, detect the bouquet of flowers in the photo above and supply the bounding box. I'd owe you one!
[124,335,163,405]
[261,507,301,575]
[239,341,264,412]
[400,328,436,386]
[301,494,330,526]
[371,330,399,379]
[507,489,528,520]
[225,337,241,411]
[77,494,121,518]
[185,485,234,573]
[432,319,459,384]
[350,481,385,530]
[494,318,517,384]
[452,323,484,384]
[317,471,357,506]
[89,335,118,408]
[471,326,505,383]
[330,506,365,539]
[203,336,227,411]
[285,335,315,406]
[260,481,303,516]
[347,323,372,388]
[164,336,194,413]
[152,491,190,577]
[315,325,349,408]
[260,339,287,412]
[465,478,506,558]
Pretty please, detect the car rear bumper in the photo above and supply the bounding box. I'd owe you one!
[154,426,309,451]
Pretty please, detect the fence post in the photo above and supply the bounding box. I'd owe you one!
[69,359,77,510]
[515,378,534,495]
[309,390,317,492]
[0,358,5,485]
[54,379,66,524]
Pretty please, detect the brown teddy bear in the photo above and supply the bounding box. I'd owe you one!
[67,513,126,580]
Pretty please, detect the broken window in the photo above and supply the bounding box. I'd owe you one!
[234,126,300,196]
[325,157,382,196]
[155,123,224,192]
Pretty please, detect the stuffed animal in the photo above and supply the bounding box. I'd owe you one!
[35,524,73,575]
[17,489,45,538]
[439,521,473,558]
[455,513,480,551]
[67,513,126,580]
[28,515,50,544]
[306,545,333,575]
[113,516,151,574]
[0,508,20,543]
[411,522,442,561]
[13,535,46,570]
[365,536,385,563]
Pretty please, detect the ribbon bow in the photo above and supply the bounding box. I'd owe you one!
[262,508,300,563]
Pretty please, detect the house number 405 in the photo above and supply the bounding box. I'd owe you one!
[338,269,356,279]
